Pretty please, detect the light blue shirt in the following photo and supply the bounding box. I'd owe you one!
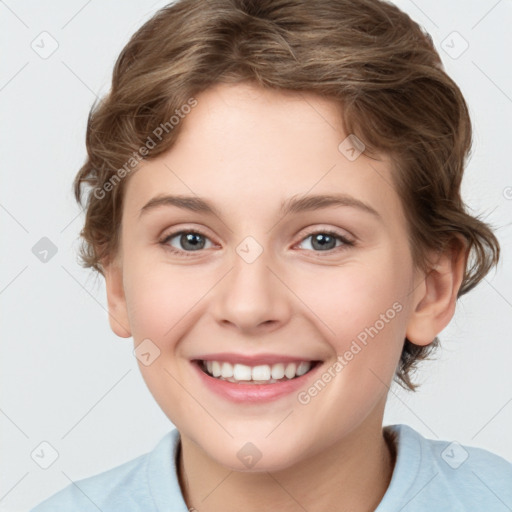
[30,424,512,511]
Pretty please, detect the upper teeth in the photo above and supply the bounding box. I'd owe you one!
[204,361,313,382]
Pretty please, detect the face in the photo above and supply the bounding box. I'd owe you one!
[106,82,427,471]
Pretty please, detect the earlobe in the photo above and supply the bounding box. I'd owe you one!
[103,259,132,338]
[406,238,467,346]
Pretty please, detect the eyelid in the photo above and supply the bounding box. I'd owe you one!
[297,225,355,244]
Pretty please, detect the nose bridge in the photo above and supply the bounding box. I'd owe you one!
[212,237,291,332]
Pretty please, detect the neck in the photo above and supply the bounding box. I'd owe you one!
[177,418,396,512]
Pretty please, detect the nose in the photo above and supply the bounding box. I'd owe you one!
[210,246,293,335]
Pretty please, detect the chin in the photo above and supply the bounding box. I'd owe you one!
[201,436,308,474]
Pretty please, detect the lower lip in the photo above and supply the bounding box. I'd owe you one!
[191,361,322,403]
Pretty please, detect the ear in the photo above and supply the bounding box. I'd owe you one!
[406,237,467,346]
[103,258,132,338]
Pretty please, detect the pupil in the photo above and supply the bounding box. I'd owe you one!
[182,233,204,251]
[312,233,335,251]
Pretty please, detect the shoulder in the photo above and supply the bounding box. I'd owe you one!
[30,428,188,512]
[378,424,512,512]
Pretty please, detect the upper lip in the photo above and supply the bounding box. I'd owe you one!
[192,353,321,366]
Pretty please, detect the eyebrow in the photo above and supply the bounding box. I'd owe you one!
[139,193,381,220]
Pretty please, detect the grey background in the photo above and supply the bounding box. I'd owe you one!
[1,1,511,510]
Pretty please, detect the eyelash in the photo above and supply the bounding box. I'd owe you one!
[158,227,355,258]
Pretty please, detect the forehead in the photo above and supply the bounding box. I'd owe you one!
[123,82,405,228]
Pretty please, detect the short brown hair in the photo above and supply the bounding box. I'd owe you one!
[74,0,500,391]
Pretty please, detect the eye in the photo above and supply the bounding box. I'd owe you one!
[159,227,355,258]
[160,230,215,256]
[296,229,354,254]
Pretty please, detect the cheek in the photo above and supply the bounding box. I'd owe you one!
[297,251,411,371]
[121,260,207,412]
[123,256,216,344]
[313,260,407,327]
[291,258,410,421]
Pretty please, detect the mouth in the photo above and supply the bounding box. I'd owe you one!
[192,359,322,385]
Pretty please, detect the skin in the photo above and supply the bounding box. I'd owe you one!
[103,82,466,511]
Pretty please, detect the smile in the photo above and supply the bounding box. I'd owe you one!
[197,360,319,384]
